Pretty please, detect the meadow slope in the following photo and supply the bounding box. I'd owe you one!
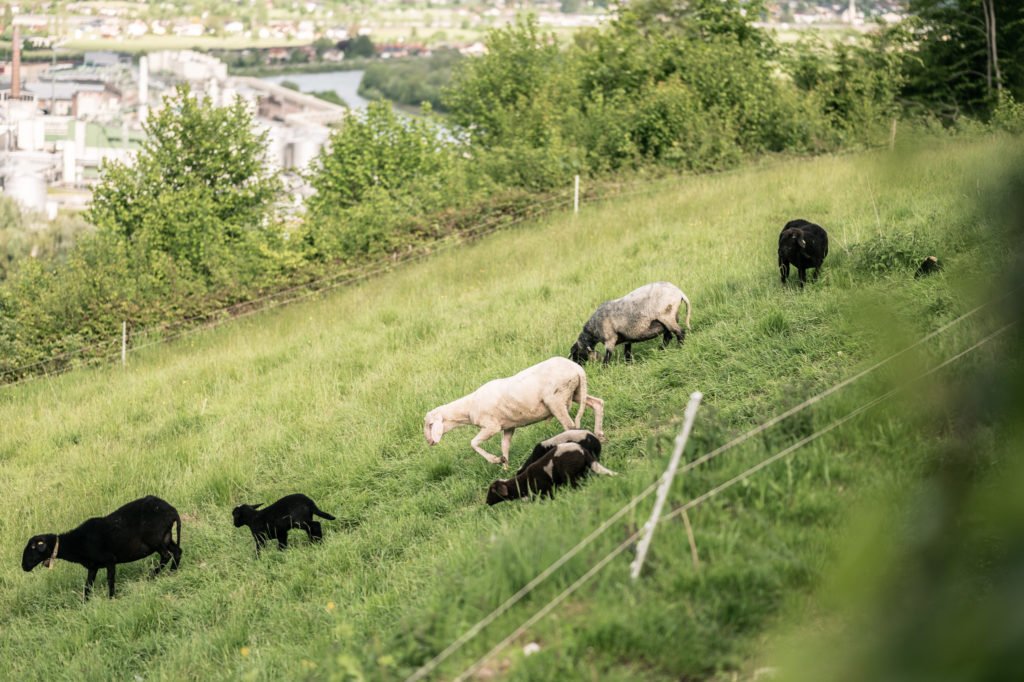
[0,136,1016,681]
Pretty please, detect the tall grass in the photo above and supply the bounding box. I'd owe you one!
[0,136,1016,681]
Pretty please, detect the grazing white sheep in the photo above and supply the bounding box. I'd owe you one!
[424,357,605,467]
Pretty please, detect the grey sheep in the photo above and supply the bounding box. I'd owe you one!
[570,282,692,364]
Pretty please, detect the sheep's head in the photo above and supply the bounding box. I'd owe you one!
[780,228,807,257]
[22,534,56,572]
[424,411,445,446]
[486,480,511,506]
[569,340,593,365]
[232,504,262,528]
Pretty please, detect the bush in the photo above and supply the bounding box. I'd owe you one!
[847,231,940,276]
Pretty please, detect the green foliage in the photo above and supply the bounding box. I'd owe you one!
[904,0,1024,120]
[358,48,463,112]
[344,34,374,59]
[992,93,1024,134]
[442,1,835,186]
[445,15,572,150]
[86,84,283,283]
[307,101,460,216]
[310,89,347,107]
[847,230,940,275]
[785,27,907,146]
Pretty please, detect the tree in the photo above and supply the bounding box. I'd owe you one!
[905,0,1024,118]
[306,101,455,215]
[86,85,282,281]
[344,35,375,59]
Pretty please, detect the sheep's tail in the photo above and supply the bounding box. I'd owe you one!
[312,505,336,521]
[680,291,692,330]
[573,369,588,429]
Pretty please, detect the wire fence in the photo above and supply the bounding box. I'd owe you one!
[450,321,1013,682]
[404,296,1006,681]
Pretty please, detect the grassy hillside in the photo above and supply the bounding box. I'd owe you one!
[0,136,1016,681]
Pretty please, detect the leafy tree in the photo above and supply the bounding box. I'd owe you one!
[905,0,1024,118]
[86,85,282,282]
[306,101,455,215]
[444,15,573,148]
[344,35,375,59]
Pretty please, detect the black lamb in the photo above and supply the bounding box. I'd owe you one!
[516,429,602,475]
[778,219,829,286]
[21,495,182,599]
[486,442,616,506]
[232,493,336,556]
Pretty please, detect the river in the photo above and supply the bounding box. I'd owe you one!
[260,70,369,110]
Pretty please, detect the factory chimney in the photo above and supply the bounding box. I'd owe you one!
[138,55,149,123]
[11,25,21,98]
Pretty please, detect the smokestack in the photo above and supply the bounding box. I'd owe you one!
[138,55,149,123]
[11,25,21,98]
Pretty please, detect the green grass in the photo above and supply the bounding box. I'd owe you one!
[0,137,1016,681]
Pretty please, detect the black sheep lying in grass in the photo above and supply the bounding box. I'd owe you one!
[516,429,602,475]
[232,493,336,556]
[779,218,829,286]
[487,442,616,506]
[22,495,181,599]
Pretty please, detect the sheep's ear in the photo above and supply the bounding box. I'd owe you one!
[430,416,444,444]
[252,503,263,510]
[497,482,508,497]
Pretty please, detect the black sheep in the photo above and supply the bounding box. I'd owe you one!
[486,443,616,506]
[915,256,942,278]
[232,493,336,556]
[22,495,182,599]
[516,429,602,475]
[778,219,829,286]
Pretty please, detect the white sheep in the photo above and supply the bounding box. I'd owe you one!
[424,357,605,467]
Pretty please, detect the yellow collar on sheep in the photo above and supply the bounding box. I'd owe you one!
[45,536,59,569]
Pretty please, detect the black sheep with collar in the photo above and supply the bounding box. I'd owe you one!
[22,495,182,599]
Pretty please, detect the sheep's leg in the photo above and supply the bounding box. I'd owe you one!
[84,568,98,600]
[499,429,515,469]
[106,564,117,598]
[813,266,822,281]
[586,395,605,440]
[780,259,789,284]
[602,338,617,365]
[254,533,267,558]
[470,426,504,465]
[153,550,172,576]
[624,343,634,362]
[661,328,673,349]
[658,316,686,346]
[277,531,289,551]
[798,267,807,287]
[590,461,618,476]
[544,397,575,431]
[307,521,324,542]
[169,543,182,570]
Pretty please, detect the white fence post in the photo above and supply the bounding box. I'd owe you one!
[630,391,703,580]
[121,321,127,367]
[573,174,580,214]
